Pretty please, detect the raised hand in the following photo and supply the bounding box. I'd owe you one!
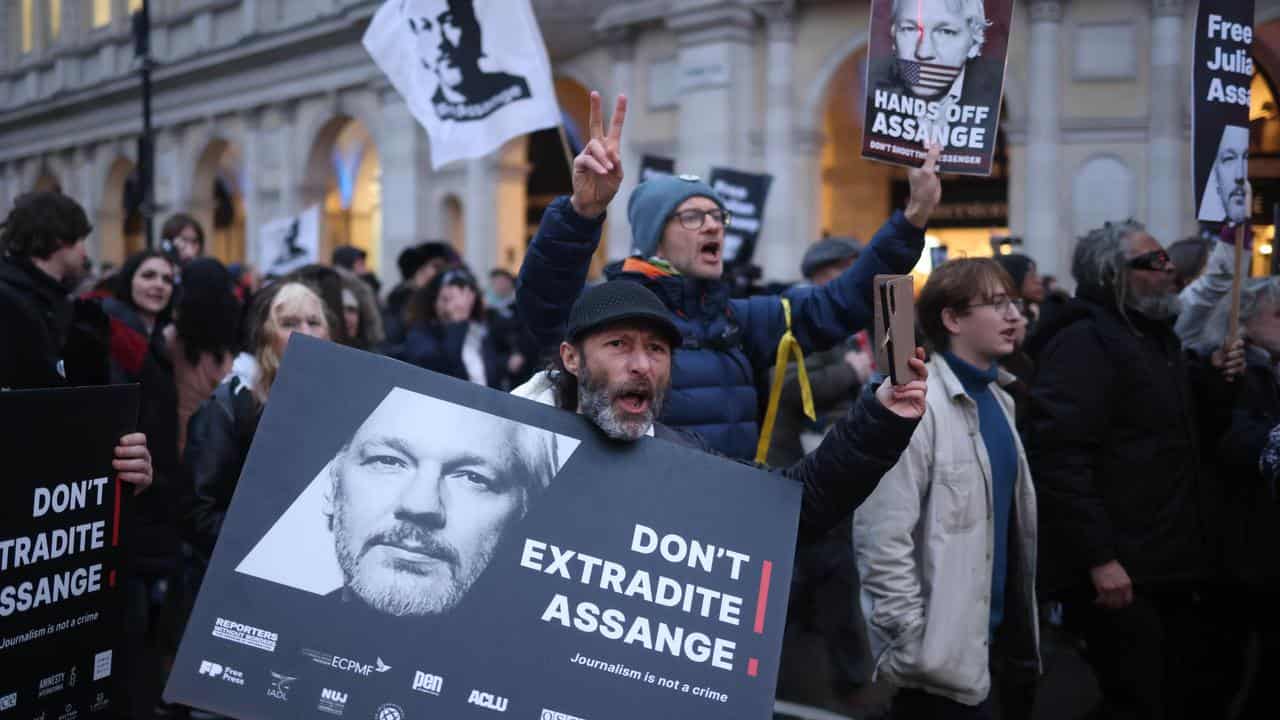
[569,92,628,220]
[875,348,929,419]
[904,143,943,229]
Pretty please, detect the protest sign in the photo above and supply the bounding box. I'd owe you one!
[639,155,676,182]
[861,0,1014,175]
[258,205,320,277]
[708,167,773,266]
[364,0,561,169]
[0,385,140,719]
[165,337,801,720]
[1194,1,1255,224]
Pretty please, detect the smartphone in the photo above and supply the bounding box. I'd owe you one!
[873,275,916,385]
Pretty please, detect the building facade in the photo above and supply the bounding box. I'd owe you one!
[4,0,1280,286]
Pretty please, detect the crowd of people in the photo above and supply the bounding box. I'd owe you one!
[0,90,1277,720]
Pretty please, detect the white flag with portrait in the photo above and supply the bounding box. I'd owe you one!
[363,0,561,169]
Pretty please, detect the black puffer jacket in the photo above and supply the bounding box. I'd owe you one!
[1026,290,1211,597]
[656,382,918,546]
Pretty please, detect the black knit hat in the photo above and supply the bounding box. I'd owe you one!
[566,281,683,349]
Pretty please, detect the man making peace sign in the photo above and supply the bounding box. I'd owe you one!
[517,92,944,460]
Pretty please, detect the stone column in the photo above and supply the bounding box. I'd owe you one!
[606,28,637,261]
[666,1,757,179]
[1025,0,1066,278]
[464,137,531,274]
[792,129,825,270]
[377,88,433,281]
[1147,0,1185,244]
[761,3,799,282]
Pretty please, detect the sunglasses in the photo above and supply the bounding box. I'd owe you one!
[1127,249,1174,273]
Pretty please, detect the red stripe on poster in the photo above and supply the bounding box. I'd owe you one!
[752,560,773,634]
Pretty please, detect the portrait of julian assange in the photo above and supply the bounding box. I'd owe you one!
[400,0,533,122]
[869,0,1004,117]
[1198,124,1251,224]
[236,386,579,618]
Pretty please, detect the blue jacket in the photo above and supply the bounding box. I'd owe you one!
[517,195,925,459]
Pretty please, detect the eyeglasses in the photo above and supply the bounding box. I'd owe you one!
[670,208,731,231]
[961,295,1026,316]
[1127,249,1175,273]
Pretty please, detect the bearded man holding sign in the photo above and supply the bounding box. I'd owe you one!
[518,92,943,461]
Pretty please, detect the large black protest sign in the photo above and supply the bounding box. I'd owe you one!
[709,167,773,266]
[166,337,801,720]
[0,385,139,719]
[1194,1,1255,224]
[861,0,1013,175]
[639,154,676,182]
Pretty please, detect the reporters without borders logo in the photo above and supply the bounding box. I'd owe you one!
[211,617,278,653]
[411,671,442,696]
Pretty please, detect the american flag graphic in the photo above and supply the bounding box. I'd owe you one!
[899,59,962,93]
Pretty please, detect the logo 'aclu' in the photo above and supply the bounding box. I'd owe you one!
[318,688,348,717]
[267,672,295,702]
[411,671,442,696]
[302,649,391,677]
[541,711,587,720]
[467,690,508,713]
[212,618,278,652]
[197,660,245,686]
[0,692,15,711]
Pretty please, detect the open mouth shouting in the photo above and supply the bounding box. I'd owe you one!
[615,385,653,415]
[698,239,722,266]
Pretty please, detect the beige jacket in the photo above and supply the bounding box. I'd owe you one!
[852,355,1039,706]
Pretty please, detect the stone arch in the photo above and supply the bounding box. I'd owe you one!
[1071,154,1135,238]
[303,115,382,271]
[192,137,246,263]
[442,194,464,255]
[100,157,143,264]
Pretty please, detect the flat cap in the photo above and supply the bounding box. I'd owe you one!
[801,237,863,279]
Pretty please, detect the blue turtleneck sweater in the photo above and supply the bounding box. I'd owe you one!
[943,351,1017,635]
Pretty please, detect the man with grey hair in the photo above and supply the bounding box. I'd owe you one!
[323,387,560,617]
[1024,220,1242,718]
[871,0,1002,152]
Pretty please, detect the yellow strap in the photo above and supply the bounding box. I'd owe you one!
[755,297,816,464]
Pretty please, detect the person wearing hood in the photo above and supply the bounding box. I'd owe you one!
[513,280,928,546]
[1024,220,1244,719]
[516,92,942,460]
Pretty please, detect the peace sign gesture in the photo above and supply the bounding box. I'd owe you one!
[569,92,628,220]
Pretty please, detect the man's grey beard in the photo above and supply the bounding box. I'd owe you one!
[330,483,492,616]
[577,365,665,441]
[1128,291,1183,321]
